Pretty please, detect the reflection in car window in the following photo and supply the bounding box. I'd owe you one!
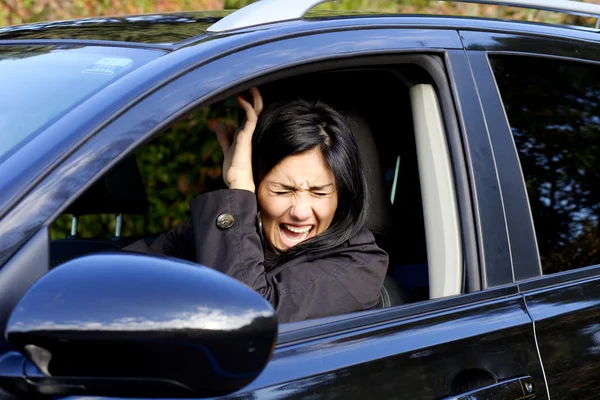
[491,56,600,274]
[0,45,161,164]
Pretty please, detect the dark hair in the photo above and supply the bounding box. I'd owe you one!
[252,98,369,268]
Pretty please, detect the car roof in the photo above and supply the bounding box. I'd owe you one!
[1,0,600,51]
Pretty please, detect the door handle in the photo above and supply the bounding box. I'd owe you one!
[443,376,535,400]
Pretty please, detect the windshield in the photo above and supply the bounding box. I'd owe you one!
[0,45,161,163]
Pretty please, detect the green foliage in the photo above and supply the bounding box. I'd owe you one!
[50,102,241,241]
[3,0,599,28]
[223,0,255,9]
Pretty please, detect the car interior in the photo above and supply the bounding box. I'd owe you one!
[49,60,464,316]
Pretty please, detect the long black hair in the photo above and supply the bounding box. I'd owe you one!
[252,99,369,269]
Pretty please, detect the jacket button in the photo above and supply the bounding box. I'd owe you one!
[216,213,235,229]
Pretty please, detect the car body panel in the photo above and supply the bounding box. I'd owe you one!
[225,294,546,399]
[522,277,600,399]
[0,228,48,356]
[444,49,512,288]
[464,49,541,282]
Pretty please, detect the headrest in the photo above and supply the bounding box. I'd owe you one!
[346,111,394,237]
[66,156,149,216]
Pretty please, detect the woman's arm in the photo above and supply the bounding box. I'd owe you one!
[123,217,195,260]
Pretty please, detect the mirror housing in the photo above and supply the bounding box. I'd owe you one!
[2,253,277,398]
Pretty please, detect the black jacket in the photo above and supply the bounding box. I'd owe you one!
[125,189,389,323]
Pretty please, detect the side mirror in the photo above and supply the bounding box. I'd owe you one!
[0,253,277,398]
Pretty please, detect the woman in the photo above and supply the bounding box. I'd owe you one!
[126,87,388,323]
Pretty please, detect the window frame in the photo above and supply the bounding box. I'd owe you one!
[464,29,600,289]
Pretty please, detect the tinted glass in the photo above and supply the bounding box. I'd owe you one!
[490,56,600,274]
[0,45,161,164]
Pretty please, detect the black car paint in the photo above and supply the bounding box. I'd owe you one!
[227,293,545,399]
[463,30,600,399]
[5,252,277,398]
[0,229,48,357]
[0,9,600,399]
[462,49,542,283]
[443,49,513,289]
[521,277,600,399]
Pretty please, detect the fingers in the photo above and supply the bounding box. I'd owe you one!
[213,122,231,154]
[237,95,258,125]
[249,87,263,116]
[235,87,262,145]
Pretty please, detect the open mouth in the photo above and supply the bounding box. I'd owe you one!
[279,224,313,247]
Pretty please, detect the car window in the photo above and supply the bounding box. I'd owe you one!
[48,62,466,320]
[490,55,600,275]
[50,103,233,243]
[0,45,160,164]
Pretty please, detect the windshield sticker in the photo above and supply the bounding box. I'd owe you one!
[81,57,133,76]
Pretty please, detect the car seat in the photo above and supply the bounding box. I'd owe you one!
[50,156,149,268]
[346,111,409,307]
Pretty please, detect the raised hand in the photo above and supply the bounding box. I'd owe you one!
[215,87,263,193]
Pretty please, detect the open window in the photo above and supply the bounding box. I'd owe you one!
[48,56,466,319]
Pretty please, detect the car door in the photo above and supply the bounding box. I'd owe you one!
[464,28,600,399]
[0,24,545,399]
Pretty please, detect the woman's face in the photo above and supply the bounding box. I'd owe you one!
[257,147,338,252]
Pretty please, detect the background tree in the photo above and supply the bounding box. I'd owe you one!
[2,0,600,27]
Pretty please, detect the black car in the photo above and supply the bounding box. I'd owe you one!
[2,0,600,398]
